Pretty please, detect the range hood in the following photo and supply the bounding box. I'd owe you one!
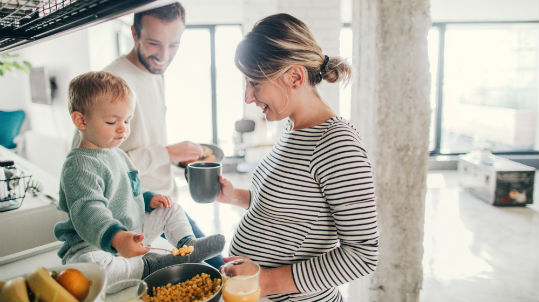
[0,0,174,53]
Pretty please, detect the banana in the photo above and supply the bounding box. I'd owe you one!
[26,267,78,302]
[0,277,30,302]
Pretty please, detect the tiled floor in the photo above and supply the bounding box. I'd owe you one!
[419,171,539,302]
[1,170,538,302]
[178,170,539,301]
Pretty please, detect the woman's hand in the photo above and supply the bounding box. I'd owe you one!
[111,230,149,258]
[221,256,297,298]
[217,176,235,204]
[221,256,258,276]
[150,193,172,209]
[216,177,251,209]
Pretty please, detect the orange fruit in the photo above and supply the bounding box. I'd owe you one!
[55,268,91,302]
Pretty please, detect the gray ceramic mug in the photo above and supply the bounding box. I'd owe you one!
[187,162,222,203]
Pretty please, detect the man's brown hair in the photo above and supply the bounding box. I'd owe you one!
[133,2,185,37]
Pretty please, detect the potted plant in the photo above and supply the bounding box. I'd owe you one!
[0,53,31,76]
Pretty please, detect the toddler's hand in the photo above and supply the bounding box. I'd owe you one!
[112,231,149,258]
[150,194,172,209]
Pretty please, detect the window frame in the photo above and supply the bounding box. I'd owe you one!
[184,23,242,145]
[429,20,539,156]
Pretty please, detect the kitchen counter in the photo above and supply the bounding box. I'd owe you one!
[0,146,65,265]
[0,161,253,281]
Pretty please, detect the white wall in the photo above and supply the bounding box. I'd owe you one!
[0,71,32,112]
[18,30,91,140]
[182,0,243,24]
[87,20,125,71]
[0,29,92,176]
[431,0,539,22]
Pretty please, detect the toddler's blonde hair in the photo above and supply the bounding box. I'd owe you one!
[68,71,132,114]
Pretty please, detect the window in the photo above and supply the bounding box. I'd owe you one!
[165,25,243,155]
[166,24,356,154]
[429,22,539,154]
[428,27,441,152]
[339,25,352,120]
[166,28,212,144]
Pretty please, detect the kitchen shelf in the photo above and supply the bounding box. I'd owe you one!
[0,0,174,53]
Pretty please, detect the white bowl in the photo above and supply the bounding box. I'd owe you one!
[3,262,106,302]
[8,263,106,302]
[48,263,106,302]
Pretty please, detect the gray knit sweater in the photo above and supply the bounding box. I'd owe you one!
[54,148,154,258]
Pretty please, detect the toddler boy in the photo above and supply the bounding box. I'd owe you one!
[54,71,224,283]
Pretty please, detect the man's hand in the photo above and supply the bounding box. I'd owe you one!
[166,141,203,163]
[111,230,149,258]
[150,194,172,209]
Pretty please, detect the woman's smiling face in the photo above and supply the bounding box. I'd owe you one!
[243,77,290,121]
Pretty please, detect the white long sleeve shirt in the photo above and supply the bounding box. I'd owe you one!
[73,56,176,196]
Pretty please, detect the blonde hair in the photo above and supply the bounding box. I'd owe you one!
[68,71,132,114]
[235,13,351,85]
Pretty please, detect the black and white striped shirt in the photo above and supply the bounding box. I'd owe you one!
[229,117,379,302]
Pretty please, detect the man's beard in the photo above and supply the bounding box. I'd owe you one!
[136,44,167,74]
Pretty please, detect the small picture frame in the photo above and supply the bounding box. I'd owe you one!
[29,66,52,104]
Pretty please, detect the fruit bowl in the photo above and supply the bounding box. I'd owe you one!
[1,263,107,302]
[48,263,106,302]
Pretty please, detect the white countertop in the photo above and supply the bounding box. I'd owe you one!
[0,161,253,281]
[0,146,64,265]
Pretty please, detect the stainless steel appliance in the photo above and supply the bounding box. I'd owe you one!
[458,153,536,206]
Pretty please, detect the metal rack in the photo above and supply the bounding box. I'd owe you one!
[0,0,173,53]
[0,172,31,212]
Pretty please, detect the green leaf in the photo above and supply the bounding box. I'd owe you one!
[0,52,31,76]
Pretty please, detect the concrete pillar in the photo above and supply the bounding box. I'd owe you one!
[349,0,431,301]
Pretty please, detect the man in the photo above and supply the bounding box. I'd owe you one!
[74,2,223,268]
[105,2,201,196]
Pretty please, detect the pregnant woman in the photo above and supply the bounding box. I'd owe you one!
[217,13,379,302]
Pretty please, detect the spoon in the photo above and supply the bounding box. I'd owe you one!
[145,246,173,253]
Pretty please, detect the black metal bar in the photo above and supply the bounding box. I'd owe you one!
[432,20,538,25]
[209,25,218,145]
[0,30,32,39]
[433,24,445,155]
[0,0,175,54]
